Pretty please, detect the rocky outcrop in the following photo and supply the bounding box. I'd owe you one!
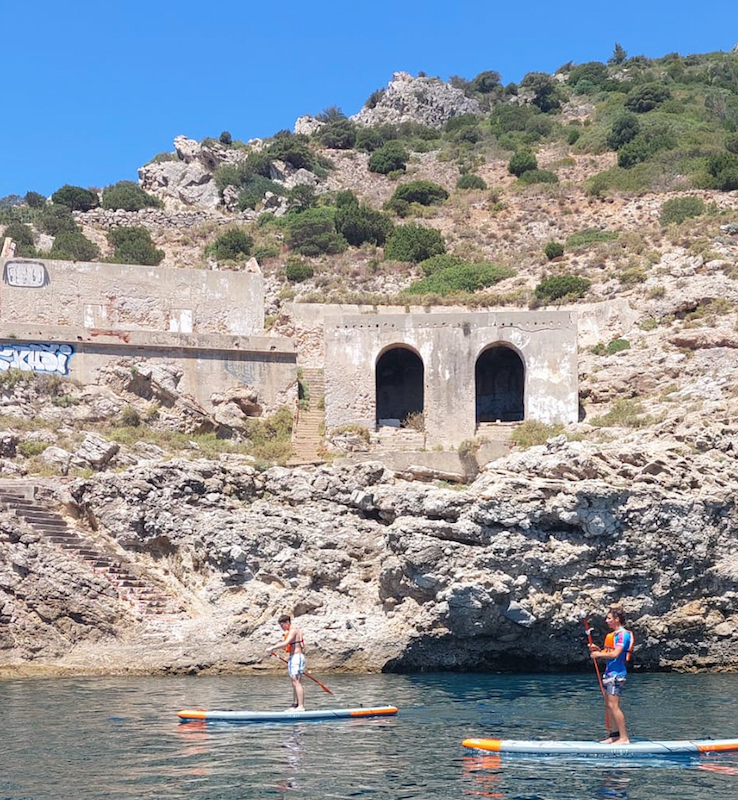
[351,72,481,129]
[2,430,737,676]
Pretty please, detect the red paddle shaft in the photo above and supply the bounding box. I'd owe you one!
[271,652,334,695]
[582,615,610,730]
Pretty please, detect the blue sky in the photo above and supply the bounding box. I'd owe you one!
[1,1,736,199]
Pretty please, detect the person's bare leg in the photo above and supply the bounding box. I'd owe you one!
[292,675,305,711]
[605,695,628,743]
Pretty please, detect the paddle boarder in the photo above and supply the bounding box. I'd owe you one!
[268,614,306,711]
[588,606,634,744]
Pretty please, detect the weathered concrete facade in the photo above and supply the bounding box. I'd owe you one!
[0,258,296,412]
[324,310,578,447]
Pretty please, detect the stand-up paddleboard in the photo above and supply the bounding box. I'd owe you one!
[178,706,398,723]
[462,737,738,756]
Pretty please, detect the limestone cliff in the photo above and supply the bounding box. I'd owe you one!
[2,436,737,676]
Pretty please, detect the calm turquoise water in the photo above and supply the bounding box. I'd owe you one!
[1,672,737,799]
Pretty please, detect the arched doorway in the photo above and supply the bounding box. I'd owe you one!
[375,347,424,427]
[475,345,524,423]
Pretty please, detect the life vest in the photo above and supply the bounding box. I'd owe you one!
[284,628,305,654]
[604,629,634,661]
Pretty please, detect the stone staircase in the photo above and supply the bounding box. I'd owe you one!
[289,367,326,465]
[371,425,427,453]
[0,485,182,617]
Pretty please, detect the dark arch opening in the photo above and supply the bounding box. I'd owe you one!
[375,347,424,427]
[475,345,524,423]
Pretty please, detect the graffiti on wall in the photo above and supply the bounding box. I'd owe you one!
[0,343,74,375]
[2,260,49,287]
[225,361,255,386]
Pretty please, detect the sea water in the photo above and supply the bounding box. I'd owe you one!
[1,671,737,800]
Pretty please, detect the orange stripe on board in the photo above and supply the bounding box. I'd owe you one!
[462,739,503,752]
[698,742,738,752]
[177,709,207,720]
[349,707,398,717]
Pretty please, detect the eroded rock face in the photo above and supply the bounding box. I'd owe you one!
[2,439,737,676]
[351,72,482,129]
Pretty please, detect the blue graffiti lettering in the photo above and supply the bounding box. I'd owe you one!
[0,343,74,376]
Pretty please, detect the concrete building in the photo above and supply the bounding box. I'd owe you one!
[324,309,578,448]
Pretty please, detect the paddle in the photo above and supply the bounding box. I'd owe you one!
[270,652,334,695]
[581,614,610,731]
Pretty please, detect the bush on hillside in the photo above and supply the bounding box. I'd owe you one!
[238,176,285,210]
[544,241,564,260]
[386,181,449,215]
[418,254,464,275]
[706,151,738,191]
[334,203,394,246]
[567,61,609,92]
[404,261,515,296]
[206,228,254,261]
[50,230,100,262]
[606,113,641,151]
[355,127,390,153]
[368,141,409,174]
[566,228,619,249]
[51,184,99,212]
[659,196,706,226]
[108,226,164,266]
[285,208,347,256]
[317,118,357,150]
[517,168,558,185]
[520,72,565,112]
[24,191,46,209]
[383,223,446,263]
[624,83,672,113]
[534,274,591,302]
[102,181,163,211]
[284,260,314,282]
[508,148,538,176]
[219,131,232,145]
[456,173,487,190]
[37,204,78,235]
[3,222,35,256]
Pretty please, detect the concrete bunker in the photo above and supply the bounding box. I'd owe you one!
[475,344,525,423]
[376,345,424,427]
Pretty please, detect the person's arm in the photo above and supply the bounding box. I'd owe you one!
[589,633,624,660]
[267,628,295,654]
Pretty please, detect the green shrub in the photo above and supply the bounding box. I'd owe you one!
[18,441,50,457]
[266,134,324,174]
[119,405,141,427]
[606,113,641,151]
[508,148,538,176]
[37,204,78,235]
[456,173,487,190]
[591,398,657,429]
[219,131,232,145]
[726,135,738,155]
[237,176,285,210]
[490,104,538,136]
[206,228,254,261]
[51,184,99,211]
[517,168,558,185]
[108,226,164,266]
[317,118,357,149]
[334,203,394,246]
[567,61,609,90]
[389,180,449,206]
[368,142,409,174]
[24,191,46,209]
[404,261,515,295]
[102,181,162,211]
[285,208,347,256]
[2,222,34,255]
[534,274,591,302]
[706,151,738,191]
[355,127,389,152]
[544,241,564,260]
[384,223,446,263]
[565,229,619,249]
[284,261,314,282]
[660,196,706,226]
[520,71,565,112]
[624,83,672,113]
[418,254,465,275]
[50,230,100,261]
[510,420,564,448]
[252,244,280,262]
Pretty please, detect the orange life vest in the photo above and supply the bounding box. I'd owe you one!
[604,629,634,661]
[284,627,305,654]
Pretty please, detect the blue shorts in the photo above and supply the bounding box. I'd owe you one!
[603,674,626,696]
[288,654,305,678]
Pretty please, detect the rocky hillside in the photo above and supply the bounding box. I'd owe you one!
[3,50,738,676]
